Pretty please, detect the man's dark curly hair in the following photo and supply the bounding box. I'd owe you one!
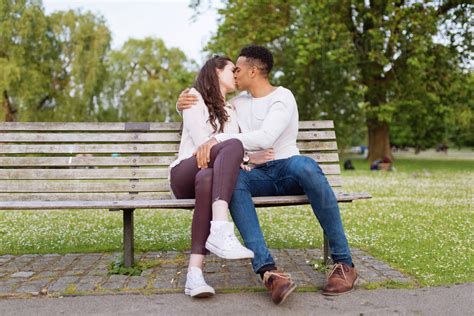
[238,45,273,77]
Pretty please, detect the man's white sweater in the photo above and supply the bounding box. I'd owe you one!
[215,86,300,160]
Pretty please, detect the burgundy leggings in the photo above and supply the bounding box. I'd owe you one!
[170,139,244,254]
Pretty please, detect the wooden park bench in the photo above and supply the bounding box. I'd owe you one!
[0,121,371,267]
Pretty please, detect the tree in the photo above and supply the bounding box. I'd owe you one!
[37,9,112,122]
[0,0,54,122]
[196,0,473,161]
[101,38,197,122]
[338,0,472,160]
[390,44,474,150]
[0,0,112,122]
[1,2,197,123]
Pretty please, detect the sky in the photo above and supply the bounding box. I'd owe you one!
[43,0,219,63]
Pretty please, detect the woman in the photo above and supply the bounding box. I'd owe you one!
[169,56,254,298]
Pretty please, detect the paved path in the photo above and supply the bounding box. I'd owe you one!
[0,248,411,297]
[1,283,472,315]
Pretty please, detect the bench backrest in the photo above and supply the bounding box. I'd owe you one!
[0,121,341,202]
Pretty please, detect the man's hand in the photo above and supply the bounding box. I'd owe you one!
[177,88,199,111]
[249,148,275,165]
[193,138,218,168]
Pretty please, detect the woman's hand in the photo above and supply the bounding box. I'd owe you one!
[193,138,218,169]
[249,148,275,165]
[240,163,252,172]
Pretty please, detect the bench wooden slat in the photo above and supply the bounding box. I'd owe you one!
[321,164,340,174]
[298,121,334,129]
[297,131,336,140]
[0,168,171,180]
[0,144,179,154]
[0,164,340,180]
[0,144,335,154]
[0,193,371,210]
[0,121,335,131]
[0,132,181,143]
[0,122,181,131]
[305,153,339,162]
[0,181,170,193]
[0,131,336,142]
[0,156,177,167]
[0,175,342,193]
[251,193,372,206]
[0,153,339,166]
[297,141,338,151]
[328,176,342,186]
[0,193,172,201]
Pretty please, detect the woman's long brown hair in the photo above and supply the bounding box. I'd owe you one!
[193,55,231,133]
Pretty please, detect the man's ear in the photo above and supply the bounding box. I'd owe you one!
[249,66,257,79]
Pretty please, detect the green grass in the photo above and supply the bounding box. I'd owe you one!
[0,154,472,286]
[108,256,162,276]
[340,157,473,285]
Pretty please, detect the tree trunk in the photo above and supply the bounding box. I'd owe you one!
[2,90,17,122]
[367,119,393,163]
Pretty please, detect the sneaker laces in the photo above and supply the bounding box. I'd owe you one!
[225,232,244,249]
[327,263,348,280]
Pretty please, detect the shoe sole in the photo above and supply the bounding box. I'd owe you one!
[276,282,297,305]
[184,286,215,298]
[321,276,359,296]
[205,241,254,260]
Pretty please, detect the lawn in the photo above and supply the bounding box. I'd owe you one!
[0,152,472,286]
[338,156,473,286]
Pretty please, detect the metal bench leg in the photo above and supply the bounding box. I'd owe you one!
[123,208,135,267]
[323,233,332,265]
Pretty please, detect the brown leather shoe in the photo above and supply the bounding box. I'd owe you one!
[322,262,358,296]
[263,270,296,305]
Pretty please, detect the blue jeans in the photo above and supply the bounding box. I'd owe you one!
[229,155,353,272]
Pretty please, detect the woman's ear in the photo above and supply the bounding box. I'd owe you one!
[216,68,223,81]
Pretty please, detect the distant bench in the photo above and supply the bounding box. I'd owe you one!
[0,121,371,267]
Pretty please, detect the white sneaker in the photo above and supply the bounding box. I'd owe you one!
[184,267,215,298]
[205,221,254,259]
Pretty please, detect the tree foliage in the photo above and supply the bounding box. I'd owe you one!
[198,0,473,157]
[1,0,471,155]
[102,38,196,122]
[1,0,112,122]
[1,0,54,121]
[0,1,196,123]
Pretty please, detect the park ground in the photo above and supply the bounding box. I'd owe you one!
[0,149,472,307]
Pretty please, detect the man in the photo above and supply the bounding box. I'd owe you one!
[177,45,357,304]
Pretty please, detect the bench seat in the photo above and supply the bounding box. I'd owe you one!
[0,193,372,210]
[0,120,371,267]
